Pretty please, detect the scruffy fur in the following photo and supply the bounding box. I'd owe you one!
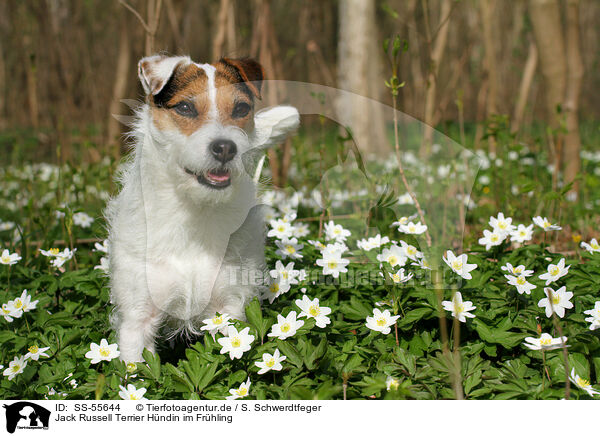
[106,54,299,362]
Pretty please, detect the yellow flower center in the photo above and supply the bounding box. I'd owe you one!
[516,276,526,285]
[280,323,290,333]
[392,274,400,282]
[376,318,386,326]
[265,358,275,368]
[542,222,550,228]
[334,228,341,235]
[236,388,248,396]
[309,305,320,317]
[592,242,600,249]
[28,345,39,354]
[99,348,110,357]
[231,337,241,348]
[270,283,279,293]
[407,246,416,255]
[12,365,20,372]
[515,266,524,273]
[577,378,590,388]
[388,256,398,266]
[499,222,507,229]
[551,294,561,305]
[455,303,464,313]
[540,337,551,346]
[519,231,526,236]
[126,362,137,372]
[550,266,560,276]
[277,226,285,232]
[285,245,295,254]
[130,394,140,400]
[213,316,223,325]
[13,300,23,309]
[1,255,10,263]
[491,235,499,242]
[327,261,338,269]
[49,248,60,255]
[408,225,416,232]
[452,261,463,270]
[281,271,288,280]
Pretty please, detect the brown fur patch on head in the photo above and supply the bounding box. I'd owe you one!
[149,58,264,136]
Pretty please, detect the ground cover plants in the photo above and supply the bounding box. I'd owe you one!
[1,120,599,400]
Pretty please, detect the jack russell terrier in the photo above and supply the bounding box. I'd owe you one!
[105,54,299,362]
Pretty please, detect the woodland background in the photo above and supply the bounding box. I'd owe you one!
[0,0,598,192]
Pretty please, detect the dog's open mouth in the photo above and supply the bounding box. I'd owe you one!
[185,168,231,189]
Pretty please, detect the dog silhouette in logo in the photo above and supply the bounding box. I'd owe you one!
[3,402,50,434]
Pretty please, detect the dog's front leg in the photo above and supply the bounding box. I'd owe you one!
[116,306,162,362]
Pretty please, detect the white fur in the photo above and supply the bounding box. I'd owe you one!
[107,56,299,362]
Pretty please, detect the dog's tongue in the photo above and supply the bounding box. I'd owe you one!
[206,169,230,182]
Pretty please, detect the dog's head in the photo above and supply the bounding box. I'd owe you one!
[138,54,299,203]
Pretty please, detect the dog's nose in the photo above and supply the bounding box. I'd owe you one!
[209,139,237,163]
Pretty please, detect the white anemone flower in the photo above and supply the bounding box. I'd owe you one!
[538,258,570,285]
[532,216,562,231]
[295,295,332,328]
[0,249,21,265]
[227,378,251,400]
[505,274,536,295]
[94,239,109,253]
[267,311,304,340]
[25,345,50,361]
[442,291,476,322]
[85,338,120,364]
[443,250,477,280]
[500,262,534,277]
[200,313,232,336]
[386,376,400,391]
[3,355,27,380]
[73,212,94,228]
[489,213,516,236]
[510,224,534,243]
[263,278,291,304]
[118,384,147,400]
[523,333,567,351]
[267,218,294,239]
[478,229,505,250]
[269,260,300,286]
[398,221,427,235]
[388,268,414,284]
[13,289,38,313]
[581,238,600,254]
[324,220,351,243]
[316,250,349,278]
[217,326,254,360]
[399,240,421,261]
[377,244,408,268]
[51,248,76,268]
[537,286,573,318]
[365,308,400,334]
[255,349,286,374]
[291,222,310,238]
[275,237,304,260]
[357,234,389,251]
[569,369,599,397]
[583,301,600,331]
[1,302,22,322]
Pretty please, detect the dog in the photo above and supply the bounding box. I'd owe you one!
[105,54,299,362]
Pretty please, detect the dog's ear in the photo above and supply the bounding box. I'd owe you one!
[219,58,264,99]
[253,105,300,148]
[138,55,191,96]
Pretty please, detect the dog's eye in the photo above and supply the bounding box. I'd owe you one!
[232,102,251,119]
[172,101,198,118]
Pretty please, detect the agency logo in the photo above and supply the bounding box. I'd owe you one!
[2,402,50,434]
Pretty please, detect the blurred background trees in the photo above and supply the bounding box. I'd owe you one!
[0,0,597,193]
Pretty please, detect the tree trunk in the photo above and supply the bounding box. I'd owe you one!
[213,0,232,61]
[529,0,566,129]
[480,0,497,151]
[563,0,583,195]
[511,40,538,133]
[336,0,388,156]
[422,0,452,156]
[106,10,132,160]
